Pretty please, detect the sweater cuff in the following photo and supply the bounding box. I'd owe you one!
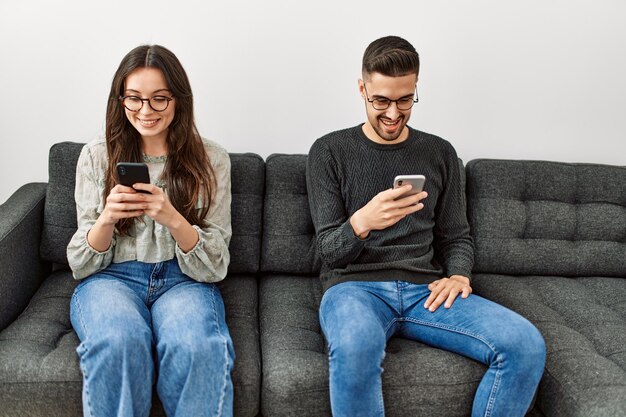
[446,267,472,283]
[347,215,371,241]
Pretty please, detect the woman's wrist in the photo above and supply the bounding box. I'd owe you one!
[168,213,199,253]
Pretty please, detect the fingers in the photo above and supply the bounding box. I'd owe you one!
[384,187,428,204]
[103,185,168,224]
[358,187,428,234]
[381,190,427,218]
[444,289,461,309]
[461,286,472,298]
[424,278,472,312]
[105,202,146,220]
[423,284,449,312]
[390,191,428,218]
[115,209,145,219]
[105,189,148,222]
[132,183,158,194]
[111,184,137,194]
[387,184,414,199]
[403,190,428,206]
[428,279,440,291]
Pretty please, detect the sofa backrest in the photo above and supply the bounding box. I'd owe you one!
[40,141,265,275]
[259,154,468,275]
[226,153,265,274]
[466,159,626,277]
[260,154,321,274]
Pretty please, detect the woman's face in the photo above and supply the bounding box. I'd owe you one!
[122,67,176,146]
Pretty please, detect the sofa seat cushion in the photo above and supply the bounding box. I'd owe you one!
[0,270,260,417]
[260,275,489,417]
[472,273,626,417]
[0,271,82,417]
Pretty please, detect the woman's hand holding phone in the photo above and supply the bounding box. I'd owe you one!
[86,184,150,252]
[129,182,200,253]
[100,184,149,225]
[95,162,197,251]
[99,162,155,224]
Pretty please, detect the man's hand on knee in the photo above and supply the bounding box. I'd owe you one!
[424,275,472,312]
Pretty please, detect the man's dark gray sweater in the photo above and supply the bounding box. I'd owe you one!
[306,124,474,292]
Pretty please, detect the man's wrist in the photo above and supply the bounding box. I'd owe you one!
[450,275,470,285]
[349,213,369,239]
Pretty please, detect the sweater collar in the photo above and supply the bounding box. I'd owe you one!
[355,123,417,151]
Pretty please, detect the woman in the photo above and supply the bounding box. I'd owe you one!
[67,45,234,417]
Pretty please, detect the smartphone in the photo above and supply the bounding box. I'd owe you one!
[393,175,426,202]
[116,162,151,193]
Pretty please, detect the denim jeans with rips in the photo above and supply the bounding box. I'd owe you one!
[70,259,234,417]
[319,280,546,417]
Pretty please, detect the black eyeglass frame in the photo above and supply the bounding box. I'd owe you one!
[363,84,419,111]
[119,95,174,112]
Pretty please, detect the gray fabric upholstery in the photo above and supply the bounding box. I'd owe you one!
[228,153,265,274]
[40,142,265,275]
[0,271,83,417]
[466,159,626,417]
[0,271,260,417]
[1,143,263,416]
[40,142,83,265]
[261,154,321,274]
[466,159,626,276]
[471,274,626,417]
[260,275,487,417]
[216,275,261,416]
[259,155,489,417]
[0,183,50,331]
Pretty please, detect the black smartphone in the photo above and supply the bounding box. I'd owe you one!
[116,162,151,193]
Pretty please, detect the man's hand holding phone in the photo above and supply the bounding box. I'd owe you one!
[350,177,427,239]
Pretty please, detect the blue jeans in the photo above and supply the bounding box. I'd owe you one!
[319,280,546,417]
[70,259,234,417]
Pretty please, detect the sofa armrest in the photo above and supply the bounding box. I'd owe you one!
[0,182,51,331]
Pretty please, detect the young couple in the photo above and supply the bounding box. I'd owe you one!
[68,36,545,417]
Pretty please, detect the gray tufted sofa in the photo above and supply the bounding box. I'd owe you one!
[466,159,626,417]
[259,155,523,417]
[258,155,625,417]
[1,143,625,417]
[0,142,263,417]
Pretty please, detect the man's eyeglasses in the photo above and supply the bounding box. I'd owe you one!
[363,84,418,111]
[119,95,174,112]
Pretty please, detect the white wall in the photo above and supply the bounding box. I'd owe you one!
[1,0,625,204]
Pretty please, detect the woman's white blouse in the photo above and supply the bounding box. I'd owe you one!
[66,137,232,282]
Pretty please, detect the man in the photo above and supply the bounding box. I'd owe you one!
[306,35,546,417]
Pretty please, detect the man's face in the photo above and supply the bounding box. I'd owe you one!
[359,72,417,144]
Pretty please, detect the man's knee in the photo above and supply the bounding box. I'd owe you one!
[499,319,546,370]
[328,322,386,365]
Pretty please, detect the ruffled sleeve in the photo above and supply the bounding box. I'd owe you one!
[67,142,115,279]
[175,141,232,282]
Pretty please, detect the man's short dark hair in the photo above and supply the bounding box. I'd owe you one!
[362,36,420,79]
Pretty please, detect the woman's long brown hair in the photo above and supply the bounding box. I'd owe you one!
[104,45,215,235]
